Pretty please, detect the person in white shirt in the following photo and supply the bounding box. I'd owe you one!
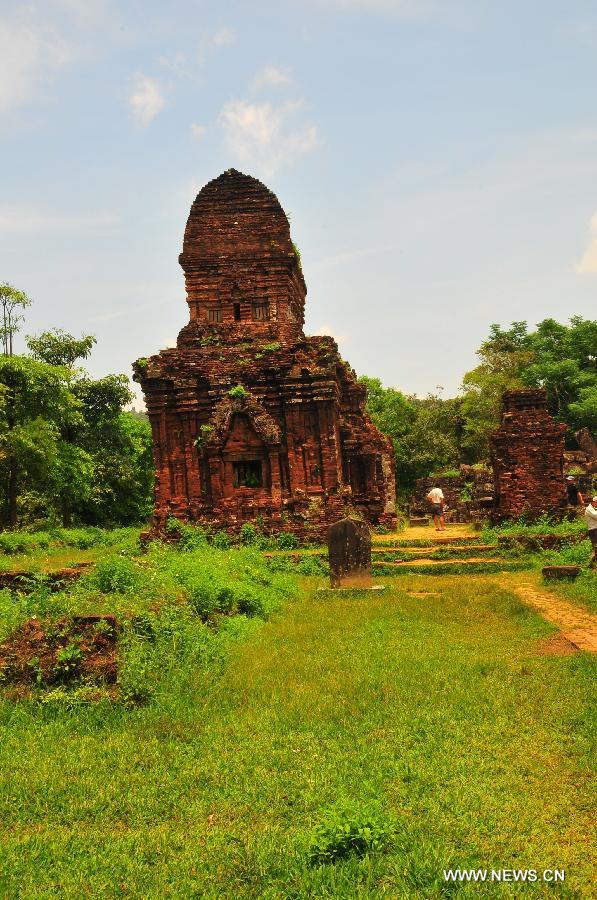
[585,497,597,569]
[426,486,445,532]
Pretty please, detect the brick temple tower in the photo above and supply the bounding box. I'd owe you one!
[133,169,396,538]
[490,389,567,521]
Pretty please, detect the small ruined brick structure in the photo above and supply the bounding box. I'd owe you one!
[133,170,396,538]
[490,389,567,521]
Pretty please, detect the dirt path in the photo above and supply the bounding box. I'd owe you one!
[515,581,597,653]
[373,523,477,543]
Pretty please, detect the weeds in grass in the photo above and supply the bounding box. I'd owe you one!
[483,514,585,542]
[309,806,397,865]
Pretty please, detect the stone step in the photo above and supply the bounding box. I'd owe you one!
[372,544,499,555]
[373,557,502,567]
[371,558,524,576]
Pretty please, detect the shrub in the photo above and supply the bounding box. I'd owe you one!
[239,523,258,545]
[228,384,247,399]
[459,482,473,502]
[53,643,84,680]
[309,807,396,865]
[211,531,230,550]
[276,531,298,550]
[177,524,209,551]
[87,557,141,594]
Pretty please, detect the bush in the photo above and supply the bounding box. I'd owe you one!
[276,531,298,550]
[309,807,396,865]
[87,557,141,594]
[228,384,247,399]
[211,531,230,550]
[239,523,258,545]
[176,524,209,551]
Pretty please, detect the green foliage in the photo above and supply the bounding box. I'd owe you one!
[309,807,396,865]
[0,544,594,895]
[360,377,460,491]
[228,384,247,399]
[193,424,213,448]
[276,531,299,550]
[482,514,586,541]
[54,643,84,680]
[0,282,31,356]
[87,556,142,594]
[26,329,96,368]
[239,522,258,545]
[460,316,597,459]
[0,332,153,528]
[261,342,281,352]
[292,241,302,268]
[212,530,230,549]
[459,481,473,501]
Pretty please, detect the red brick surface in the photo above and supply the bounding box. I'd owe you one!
[134,170,396,539]
[490,389,567,521]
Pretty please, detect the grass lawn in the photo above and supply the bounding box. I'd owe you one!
[0,564,594,897]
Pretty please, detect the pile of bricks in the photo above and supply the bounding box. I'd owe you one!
[134,170,396,541]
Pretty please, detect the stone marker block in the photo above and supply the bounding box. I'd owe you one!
[328,518,372,588]
[542,565,581,581]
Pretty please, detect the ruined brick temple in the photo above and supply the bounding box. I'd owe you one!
[133,170,396,538]
[490,389,567,521]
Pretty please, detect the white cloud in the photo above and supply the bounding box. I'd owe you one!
[219,99,318,176]
[128,74,165,126]
[190,122,206,141]
[576,212,597,273]
[251,65,292,92]
[0,15,70,116]
[212,27,236,47]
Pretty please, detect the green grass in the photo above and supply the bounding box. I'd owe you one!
[0,551,594,896]
[482,514,586,543]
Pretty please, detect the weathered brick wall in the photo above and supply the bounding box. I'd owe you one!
[490,389,567,521]
[134,170,396,540]
[409,466,494,523]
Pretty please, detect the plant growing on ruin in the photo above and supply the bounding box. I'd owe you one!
[459,482,473,501]
[228,384,247,400]
[193,424,213,449]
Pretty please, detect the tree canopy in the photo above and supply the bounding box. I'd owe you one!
[0,323,153,529]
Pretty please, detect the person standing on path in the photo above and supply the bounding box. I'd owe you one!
[426,486,445,531]
[566,475,584,508]
[585,496,597,569]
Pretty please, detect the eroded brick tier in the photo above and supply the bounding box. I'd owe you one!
[490,389,567,521]
[133,170,397,539]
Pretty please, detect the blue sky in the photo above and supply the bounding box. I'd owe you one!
[2,0,597,406]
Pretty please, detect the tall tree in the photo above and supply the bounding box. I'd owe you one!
[26,329,96,367]
[0,357,79,527]
[0,283,31,356]
[460,316,597,459]
[360,377,461,492]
